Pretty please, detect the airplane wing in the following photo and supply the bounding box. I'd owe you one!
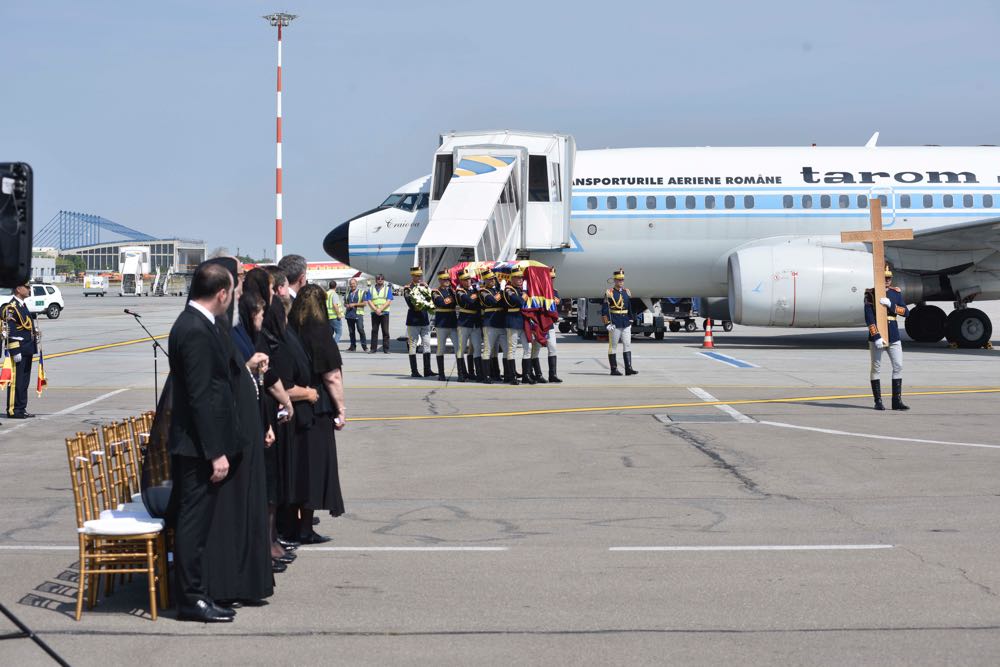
[887,217,1000,252]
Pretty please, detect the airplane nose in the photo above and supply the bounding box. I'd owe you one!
[323,220,350,265]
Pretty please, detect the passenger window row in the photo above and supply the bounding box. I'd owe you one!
[584,193,996,211]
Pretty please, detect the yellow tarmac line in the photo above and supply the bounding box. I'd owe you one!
[35,335,168,361]
[346,388,1000,423]
[345,384,1000,391]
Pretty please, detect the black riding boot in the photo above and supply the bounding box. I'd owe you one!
[491,358,502,382]
[409,354,420,378]
[436,355,446,381]
[624,352,638,375]
[609,354,622,376]
[547,356,562,383]
[477,358,491,384]
[871,379,885,411]
[423,352,434,377]
[532,358,547,384]
[456,358,468,383]
[505,359,520,385]
[466,354,477,381]
[521,359,536,385]
[891,378,910,411]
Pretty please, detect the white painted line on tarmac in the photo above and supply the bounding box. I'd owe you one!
[300,546,509,552]
[758,420,1000,450]
[0,387,132,436]
[610,545,894,552]
[687,387,756,423]
[0,545,76,551]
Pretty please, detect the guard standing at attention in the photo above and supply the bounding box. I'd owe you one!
[479,270,505,383]
[502,268,532,385]
[3,280,38,419]
[865,263,910,411]
[431,270,460,382]
[403,266,434,378]
[456,269,484,383]
[529,267,562,383]
[601,268,638,376]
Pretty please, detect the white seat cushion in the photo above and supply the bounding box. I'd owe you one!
[80,517,164,536]
[131,493,143,503]
[116,502,149,514]
[100,507,152,521]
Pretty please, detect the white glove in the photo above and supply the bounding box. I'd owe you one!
[14,354,22,363]
[879,297,891,307]
[606,323,615,332]
[874,338,886,349]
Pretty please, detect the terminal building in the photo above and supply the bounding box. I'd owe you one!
[33,210,206,273]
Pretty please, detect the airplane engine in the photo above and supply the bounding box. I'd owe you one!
[728,244,872,327]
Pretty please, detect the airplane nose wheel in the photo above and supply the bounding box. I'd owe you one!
[944,308,993,348]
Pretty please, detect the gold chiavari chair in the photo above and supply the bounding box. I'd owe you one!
[99,422,132,509]
[65,434,168,621]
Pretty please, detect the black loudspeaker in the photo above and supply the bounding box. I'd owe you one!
[0,163,32,288]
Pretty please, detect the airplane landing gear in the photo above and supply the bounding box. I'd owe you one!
[905,304,947,343]
[944,308,993,349]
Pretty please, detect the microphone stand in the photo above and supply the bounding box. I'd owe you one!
[125,311,168,408]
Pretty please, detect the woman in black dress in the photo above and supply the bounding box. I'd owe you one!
[287,284,346,543]
[245,268,302,567]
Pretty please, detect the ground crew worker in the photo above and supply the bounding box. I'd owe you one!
[431,270,460,382]
[403,266,434,378]
[326,280,345,344]
[456,269,485,383]
[3,280,38,419]
[344,277,368,352]
[602,268,638,376]
[865,263,910,411]
[529,267,562,383]
[365,274,393,353]
[479,270,505,383]
[502,268,532,385]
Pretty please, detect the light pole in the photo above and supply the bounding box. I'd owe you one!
[263,12,297,261]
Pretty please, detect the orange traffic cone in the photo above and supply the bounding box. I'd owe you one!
[702,318,715,349]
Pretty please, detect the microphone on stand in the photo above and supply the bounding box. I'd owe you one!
[124,309,141,317]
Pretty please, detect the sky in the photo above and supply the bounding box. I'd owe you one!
[5,0,1000,260]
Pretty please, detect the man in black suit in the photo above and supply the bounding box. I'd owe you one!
[168,262,242,623]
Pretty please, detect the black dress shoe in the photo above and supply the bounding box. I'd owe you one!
[177,599,234,623]
[23,413,36,418]
[312,516,320,526]
[275,552,296,564]
[272,559,288,573]
[210,602,238,616]
[298,531,331,544]
[8,414,27,420]
[276,537,300,550]
[217,599,242,609]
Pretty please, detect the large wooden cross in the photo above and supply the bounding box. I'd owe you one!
[840,197,913,340]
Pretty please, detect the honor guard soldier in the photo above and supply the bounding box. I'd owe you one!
[431,270,460,381]
[456,269,485,383]
[479,270,505,383]
[403,266,434,378]
[865,263,910,411]
[602,268,638,376]
[502,268,532,385]
[529,267,562,383]
[3,280,38,418]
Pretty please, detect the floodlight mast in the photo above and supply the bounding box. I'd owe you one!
[262,12,297,261]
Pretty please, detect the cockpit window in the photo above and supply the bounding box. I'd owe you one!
[380,194,404,208]
[416,193,429,210]
[398,194,421,211]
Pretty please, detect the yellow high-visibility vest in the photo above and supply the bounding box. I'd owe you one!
[369,284,390,312]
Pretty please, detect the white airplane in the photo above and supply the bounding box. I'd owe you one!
[324,130,1000,348]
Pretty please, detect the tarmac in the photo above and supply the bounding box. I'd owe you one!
[1,286,999,666]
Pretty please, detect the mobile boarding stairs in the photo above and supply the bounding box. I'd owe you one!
[415,131,575,277]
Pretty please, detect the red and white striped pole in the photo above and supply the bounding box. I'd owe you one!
[263,13,297,261]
